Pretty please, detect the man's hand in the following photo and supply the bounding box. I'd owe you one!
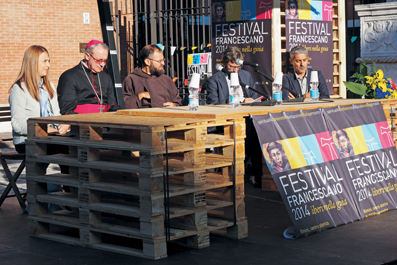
[243,98,254,103]
[303,92,310,98]
[288,93,296,99]
[163,102,176,107]
[58,124,70,135]
[138,92,151,100]
[47,126,58,134]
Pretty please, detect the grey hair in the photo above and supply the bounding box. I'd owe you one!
[222,46,244,64]
[290,46,308,60]
[85,43,109,54]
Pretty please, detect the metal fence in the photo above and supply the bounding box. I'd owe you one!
[111,0,212,104]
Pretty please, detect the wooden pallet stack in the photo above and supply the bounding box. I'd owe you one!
[25,112,248,260]
[261,159,277,191]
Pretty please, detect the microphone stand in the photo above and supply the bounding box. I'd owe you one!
[238,78,271,100]
[251,65,305,102]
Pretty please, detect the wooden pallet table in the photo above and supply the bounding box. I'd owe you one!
[26,111,247,259]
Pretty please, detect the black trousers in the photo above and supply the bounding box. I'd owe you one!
[15,143,69,174]
[245,117,262,182]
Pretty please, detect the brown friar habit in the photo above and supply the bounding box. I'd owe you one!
[122,68,182,109]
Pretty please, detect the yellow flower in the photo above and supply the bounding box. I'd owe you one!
[376,69,384,79]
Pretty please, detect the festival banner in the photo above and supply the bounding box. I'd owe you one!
[252,102,397,238]
[211,0,272,96]
[285,0,334,95]
[323,102,397,218]
[253,108,361,238]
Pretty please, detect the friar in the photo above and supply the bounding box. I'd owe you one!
[122,44,182,109]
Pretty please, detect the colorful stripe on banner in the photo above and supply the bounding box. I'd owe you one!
[221,0,273,21]
[263,121,396,171]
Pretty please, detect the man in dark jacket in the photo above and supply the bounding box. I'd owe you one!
[122,45,181,109]
[282,45,330,100]
[203,46,261,187]
[203,46,257,105]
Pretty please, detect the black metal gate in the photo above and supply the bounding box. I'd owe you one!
[110,0,212,103]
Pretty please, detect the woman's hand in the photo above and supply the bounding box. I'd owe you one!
[58,124,70,135]
[47,126,58,134]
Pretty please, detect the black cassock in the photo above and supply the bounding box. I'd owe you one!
[57,61,120,115]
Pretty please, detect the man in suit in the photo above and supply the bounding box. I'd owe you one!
[204,46,257,105]
[282,45,330,100]
[203,46,262,187]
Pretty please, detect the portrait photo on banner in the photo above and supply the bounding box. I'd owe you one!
[332,129,355,159]
[212,1,226,23]
[286,0,298,20]
[263,141,292,175]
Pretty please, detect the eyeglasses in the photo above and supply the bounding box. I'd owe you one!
[148,58,166,64]
[88,53,107,64]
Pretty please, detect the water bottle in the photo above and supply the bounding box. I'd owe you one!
[273,83,283,105]
[188,87,199,111]
[310,71,319,102]
[230,85,241,108]
[273,72,283,105]
[188,73,200,111]
[230,73,241,108]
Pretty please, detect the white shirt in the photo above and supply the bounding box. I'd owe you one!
[224,73,245,102]
[295,72,308,95]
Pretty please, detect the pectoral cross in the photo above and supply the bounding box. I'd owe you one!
[98,105,104,113]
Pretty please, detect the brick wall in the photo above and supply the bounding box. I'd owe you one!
[0,0,103,104]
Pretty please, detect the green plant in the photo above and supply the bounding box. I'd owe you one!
[344,60,396,99]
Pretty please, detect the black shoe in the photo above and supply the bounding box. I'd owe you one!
[250,175,261,188]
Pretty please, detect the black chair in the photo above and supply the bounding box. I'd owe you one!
[0,147,27,212]
[0,105,27,212]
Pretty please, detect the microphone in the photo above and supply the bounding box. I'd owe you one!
[216,64,230,75]
[235,58,259,67]
[216,64,268,100]
[281,86,301,99]
[234,60,303,101]
[239,81,270,100]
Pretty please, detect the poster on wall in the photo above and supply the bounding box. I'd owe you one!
[285,0,334,95]
[186,52,212,89]
[211,0,273,96]
[187,53,212,78]
[252,102,397,238]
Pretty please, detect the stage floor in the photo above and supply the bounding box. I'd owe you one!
[0,173,396,265]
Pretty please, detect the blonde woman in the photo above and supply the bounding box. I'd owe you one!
[9,45,70,211]
[9,45,69,153]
